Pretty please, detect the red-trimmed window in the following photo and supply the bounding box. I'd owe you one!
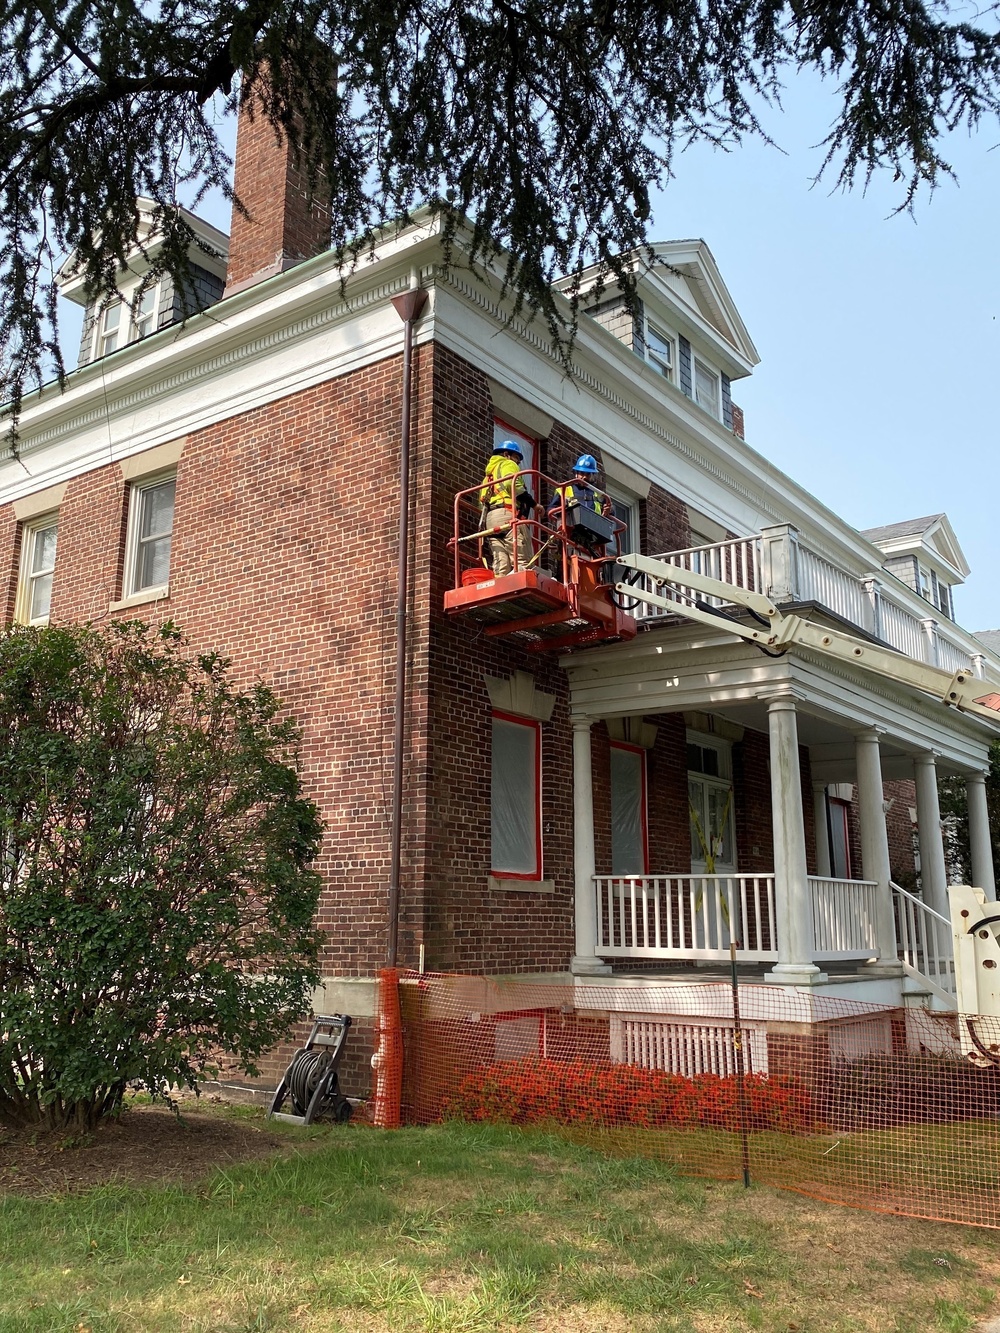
[828,797,852,879]
[492,419,536,476]
[491,711,542,878]
[610,741,649,875]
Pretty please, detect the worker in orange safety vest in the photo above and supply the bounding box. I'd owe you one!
[478,440,536,575]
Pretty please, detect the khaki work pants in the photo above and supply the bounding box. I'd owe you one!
[485,507,532,576]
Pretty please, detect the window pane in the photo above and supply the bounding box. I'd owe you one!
[611,746,645,874]
[610,498,635,554]
[689,778,705,860]
[646,325,672,376]
[694,361,719,414]
[140,479,175,539]
[31,523,57,574]
[491,718,538,874]
[29,571,53,622]
[138,534,171,589]
[104,303,120,332]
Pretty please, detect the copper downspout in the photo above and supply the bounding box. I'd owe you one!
[387,287,428,967]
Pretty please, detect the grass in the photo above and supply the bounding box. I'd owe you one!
[1,1111,999,1332]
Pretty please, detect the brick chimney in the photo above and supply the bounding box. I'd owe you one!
[224,93,331,296]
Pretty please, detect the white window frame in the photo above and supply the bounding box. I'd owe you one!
[131,281,160,340]
[492,419,537,478]
[643,319,675,381]
[96,300,122,358]
[491,710,542,880]
[122,470,176,601]
[15,514,59,626]
[694,358,720,417]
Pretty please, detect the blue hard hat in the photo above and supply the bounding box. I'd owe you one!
[496,440,523,459]
[573,453,599,474]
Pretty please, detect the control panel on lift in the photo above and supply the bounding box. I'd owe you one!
[443,468,637,651]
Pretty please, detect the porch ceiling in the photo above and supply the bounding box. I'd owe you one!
[561,622,997,777]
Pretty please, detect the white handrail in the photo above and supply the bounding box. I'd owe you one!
[891,881,956,1001]
[809,876,879,960]
[593,874,777,962]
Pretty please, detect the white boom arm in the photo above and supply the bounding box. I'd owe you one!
[616,553,1000,727]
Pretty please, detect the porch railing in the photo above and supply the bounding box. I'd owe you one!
[891,881,957,1002]
[809,876,879,960]
[643,528,985,677]
[594,874,777,962]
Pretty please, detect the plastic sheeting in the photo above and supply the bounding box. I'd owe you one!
[611,745,645,874]
[491,717,538,874]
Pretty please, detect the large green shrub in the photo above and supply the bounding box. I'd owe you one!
[0,621,323,1130]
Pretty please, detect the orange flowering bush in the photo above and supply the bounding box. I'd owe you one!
[442,1057,814,1133]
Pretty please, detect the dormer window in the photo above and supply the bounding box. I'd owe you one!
[694,359,720,416]
[645,322,674,380]
[133,285,158,339]
[99,301,121,356]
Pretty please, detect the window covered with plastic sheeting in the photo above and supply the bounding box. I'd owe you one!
[610,742,648,875]
[491,713,541,877]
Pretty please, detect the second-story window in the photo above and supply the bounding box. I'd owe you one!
[124,473,175,598]
[16,516,58,625]
[694,359,720,416]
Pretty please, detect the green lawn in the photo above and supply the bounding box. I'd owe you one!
[1,1111,998,1333]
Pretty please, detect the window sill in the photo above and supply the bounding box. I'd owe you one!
[109,585,170,612]
[489,876,555,895]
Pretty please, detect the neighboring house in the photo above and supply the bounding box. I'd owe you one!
[2,105,998,1091]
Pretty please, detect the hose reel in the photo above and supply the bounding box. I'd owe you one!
[268,1014,354,1126]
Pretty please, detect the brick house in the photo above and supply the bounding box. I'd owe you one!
[3,108,999,1092]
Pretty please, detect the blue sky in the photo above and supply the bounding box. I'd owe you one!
[57,74,999,632]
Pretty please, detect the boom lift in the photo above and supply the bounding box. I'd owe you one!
[444,469,637,650]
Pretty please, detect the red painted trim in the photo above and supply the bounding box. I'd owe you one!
[610,740,649,875]
[491,711,542,879]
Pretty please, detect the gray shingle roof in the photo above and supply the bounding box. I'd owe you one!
[861,515,945,544]
[974,629,1000,655]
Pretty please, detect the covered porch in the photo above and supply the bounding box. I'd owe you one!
[563,620,998,1008]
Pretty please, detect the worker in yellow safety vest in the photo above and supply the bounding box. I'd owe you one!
[547,454,611,557]
[478,440,536,575]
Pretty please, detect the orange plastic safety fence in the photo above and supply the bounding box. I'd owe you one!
[383,970,1000,1229]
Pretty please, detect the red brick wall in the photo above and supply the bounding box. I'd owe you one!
[226,91,331,291]
[884,778,918,888]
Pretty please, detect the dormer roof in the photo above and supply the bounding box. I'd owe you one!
[555,239,759,380]
[862,513,971,582]
[55,197,229,307]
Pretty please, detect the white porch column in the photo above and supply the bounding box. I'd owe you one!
[812,781,832,878]
[913,752,948,917]
[571,718,611,975]
[766,697,825,984]
[968,771,997,901]
[855,729,899,969]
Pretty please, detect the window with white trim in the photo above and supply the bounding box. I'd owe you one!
[16,516,58,625]
[687,733,735,872]
[694,359,720,417]
[644,321,674,380]
[610,742,648,875]
[92,281,161,359]
[491,711,541,878]
[133,284,159,339]
[98,300,122,357]
[124,473,176,598]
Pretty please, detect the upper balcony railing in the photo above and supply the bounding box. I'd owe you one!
[638,523,993,679]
